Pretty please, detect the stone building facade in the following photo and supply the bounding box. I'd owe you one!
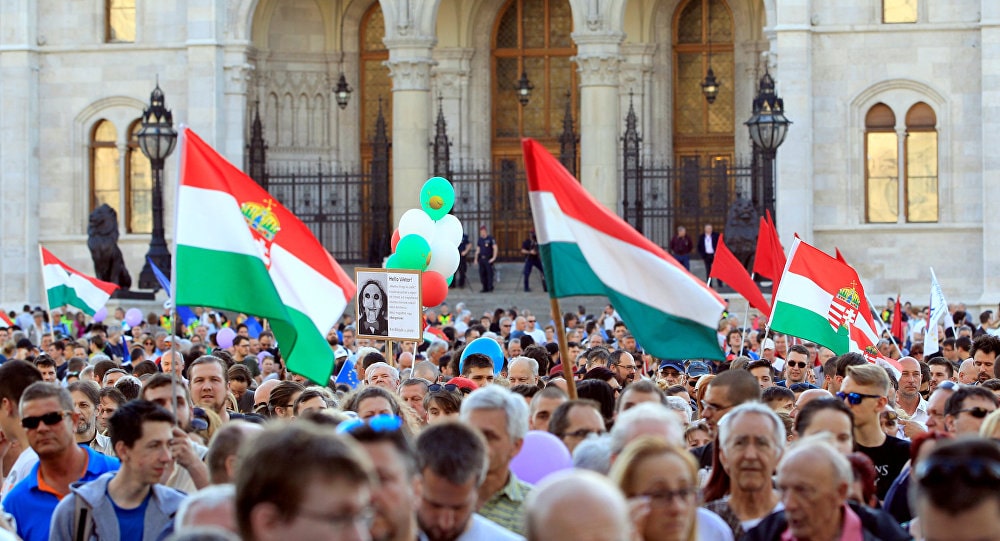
[1,0,997,308]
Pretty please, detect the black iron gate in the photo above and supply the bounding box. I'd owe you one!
[246,103,391,264]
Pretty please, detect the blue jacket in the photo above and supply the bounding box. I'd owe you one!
[49,472,185,541]
[2,446,119,541]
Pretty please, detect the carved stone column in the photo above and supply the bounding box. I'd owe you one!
[384,35,436,226]
[573,32,623,212]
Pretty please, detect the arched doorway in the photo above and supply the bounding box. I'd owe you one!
[672,0,735,230]
[486,0,578,257]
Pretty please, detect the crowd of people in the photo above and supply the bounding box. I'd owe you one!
[0,298,998,541]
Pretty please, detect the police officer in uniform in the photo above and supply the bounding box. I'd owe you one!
[451,232,472,289]
[521,230,546,292]
[474,225,498,292]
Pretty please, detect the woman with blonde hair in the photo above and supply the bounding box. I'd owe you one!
[979,408,1000,439]
[610,436,733,541]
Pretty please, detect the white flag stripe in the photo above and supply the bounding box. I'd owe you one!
[42,264,112,312]
[268,242,348,333]
[176,186,263,259]
[530,191,720,329]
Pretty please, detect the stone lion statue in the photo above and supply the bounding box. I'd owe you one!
[724,197,759,271]
[87,204,132,289]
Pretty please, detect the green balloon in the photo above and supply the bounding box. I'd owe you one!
[394,234,431,270]
[385,253,404,269]
[446,274,454,286]
[420,177,456,221]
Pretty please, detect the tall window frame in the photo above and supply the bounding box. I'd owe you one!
[89,118,153,234]
[106,0,136,43]
[864,102,938,223]
[883,0,917,24]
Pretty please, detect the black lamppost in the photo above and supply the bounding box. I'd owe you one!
[334,72,353,110]
[745,68,791,218]
[136,84,177,290]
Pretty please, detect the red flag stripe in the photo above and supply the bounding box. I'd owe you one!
[709,235,771,317]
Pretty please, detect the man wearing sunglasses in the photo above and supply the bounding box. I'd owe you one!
[943,385,998,435]
[782,345,811,386]
[3,382,119,541]
[0,360,43,501]
[839,364,909,501]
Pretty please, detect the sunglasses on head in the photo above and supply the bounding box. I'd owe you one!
[22,411,68,430]
[336,414,403,435]
[837,391,882,405]
[936,380,959,391]
[428,383,459,393]
[787,361,809,368]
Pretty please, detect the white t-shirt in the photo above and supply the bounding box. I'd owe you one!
[1,447,37,500]
[697,508,735,541]
[419,514,524,541]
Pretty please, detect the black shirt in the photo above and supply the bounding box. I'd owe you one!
[522,237,540,263]
[477,236,496,260]
[857,435,910,501]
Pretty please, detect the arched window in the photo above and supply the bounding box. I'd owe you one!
[106,0,135,42]
[492,0,577,158]
[883,0,917,24]
[126,120,152,233]
[905,102,937,222]
[865,103,898,223]
[91,120,121,215]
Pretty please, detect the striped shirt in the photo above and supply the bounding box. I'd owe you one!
[478,472,532,536]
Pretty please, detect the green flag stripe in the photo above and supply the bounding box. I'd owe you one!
[541,242,724,361]
[46,285,98,316]
[770,301,850,354]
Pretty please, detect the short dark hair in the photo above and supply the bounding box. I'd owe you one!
[509,384,540,398]
[361,351,387,372]
[0,360,43,407]
[292,388,329,415]
[33,357,55,370]
[981,379,1000,392]
[788,344,810,357]
[928,356,954,378]
[141,373,193,408]
[99,386,127,407]
[132,360,159,378]
[93,359,119,383]
[108,399,175,451]
[747,359,774,374]
[942,338,956,349]
[762,385,795,404]
[708,368,762,405]
[911,438,1000,515]
[944,385,999,416]
[188,355,229,383]
[67,381,99,408]
[794,397,855,437]
[461,353,493,375]
[236,423,376,540]
[575,379,616,421]
[956,336,973,352]
[415,421,487,487]
[268,381,305,413]
[548,399,601,437]
[228,364,253,384]
[835,352,867,378]
[345,386,400,416]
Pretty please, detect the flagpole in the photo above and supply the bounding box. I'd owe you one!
[38,245,58,349]
[738,273,754,357]
[168,127,185,428]
[550,297,577,399]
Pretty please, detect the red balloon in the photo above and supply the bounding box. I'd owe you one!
[421,271,448,307]
[391,228,402,252]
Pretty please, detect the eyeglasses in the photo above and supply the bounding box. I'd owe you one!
[639,487,698,505]
[836,391,882,405]
[144,341,154,346]
[21,411,69,430]
[616,364,638,372]
[916,456,1000,488]
[428,383,461,394]
[787,361,808,369]
[700,400,732,413]
[561,428,603,439]
[336,414,403,435]
[954,407,994,419]
[297,506,376,530]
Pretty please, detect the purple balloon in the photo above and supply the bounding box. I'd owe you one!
[124,308,143,328]
[217,327,236,349]
[92,307,108,324]
[509,431,573,484]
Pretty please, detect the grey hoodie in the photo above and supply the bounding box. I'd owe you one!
[48,471,185,541]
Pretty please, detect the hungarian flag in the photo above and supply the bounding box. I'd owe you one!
[709,235,771,317]
[40,247,119,315]
[175,128,355,384]
[753,211,786,293]
[0,311,13,329]
[925,267,949,355]
[834,248,902,372]
[522,139,725,360]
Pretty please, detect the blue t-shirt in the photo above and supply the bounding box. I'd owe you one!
[111,489,150,540]
[2,446,120,541]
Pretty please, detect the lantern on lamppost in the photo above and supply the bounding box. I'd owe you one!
[745,68,791,220]
[136,84,177,291]
[516,71,534,107]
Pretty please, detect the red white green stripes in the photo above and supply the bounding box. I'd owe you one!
[523,138,726,361]
[40,247,118,315]
[175,128,355,384]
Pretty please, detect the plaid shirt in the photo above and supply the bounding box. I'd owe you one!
[478,472,532,536]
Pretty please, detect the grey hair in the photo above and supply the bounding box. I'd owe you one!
[427,341,448,355]
[365,362,399,382]
[664,395,693,423]
[460,385,530,441]
[609,402,684,454]
[572,433,613,474]
[175,483,236,530]
[355,346,380,365]
[89,353,111,365]
[509,356,539,377]
[718,402,786,450]
[781,435,853,485]
[411,361,440,382]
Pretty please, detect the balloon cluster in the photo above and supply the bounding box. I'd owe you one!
[385,177,464,308]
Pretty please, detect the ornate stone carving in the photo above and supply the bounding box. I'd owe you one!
[224,63,254,94]
[385,58,435,91]
[573,54,621,86]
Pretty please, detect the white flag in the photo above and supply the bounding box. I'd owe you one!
[925,267,949,356]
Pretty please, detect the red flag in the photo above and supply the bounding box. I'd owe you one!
[754,211,787,295]
[891,295,904,343]
[710,235,771,317]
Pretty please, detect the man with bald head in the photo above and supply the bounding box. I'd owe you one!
[790,388,832,419]
[526,470,632,541]
[253,379,281,415]
[957,359,978,384]
[895,357,928,430]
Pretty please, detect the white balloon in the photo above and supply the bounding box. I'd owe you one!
[433,214,464,247]
[398,209,435,243]
[427,237,461,277]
